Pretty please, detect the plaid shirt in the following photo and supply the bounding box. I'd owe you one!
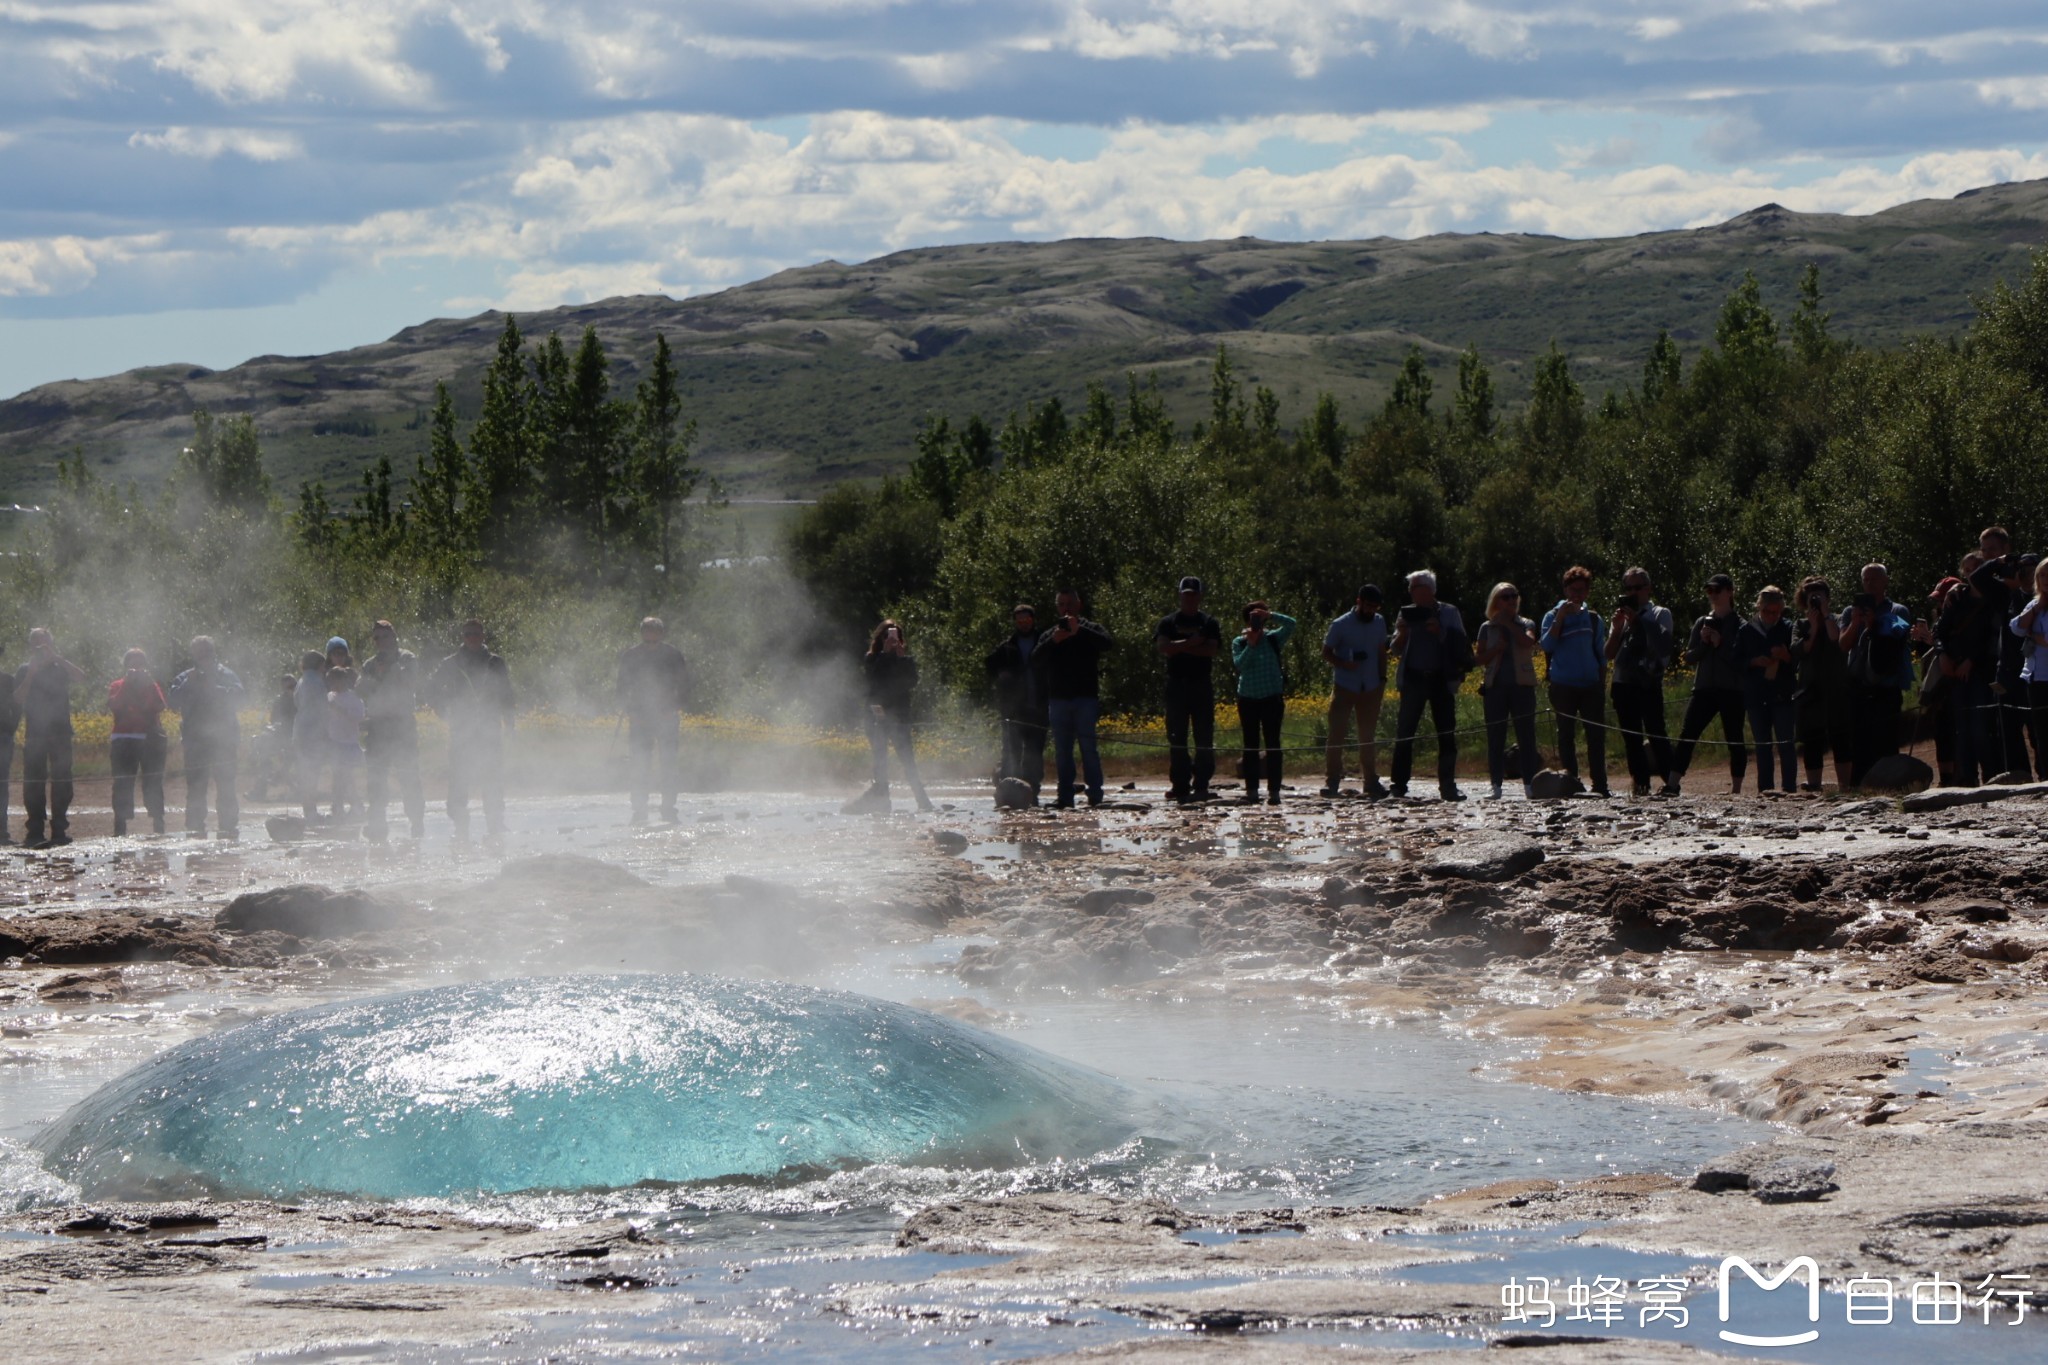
[1230,612,1297,699]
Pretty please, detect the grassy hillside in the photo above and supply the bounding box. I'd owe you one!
[3,179,2045,502]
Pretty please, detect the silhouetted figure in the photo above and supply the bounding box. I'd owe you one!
[616,616,689,824]
[985,604,1046,805]
[1154,577,1222,803]
[168,635,246,840]
[359,621,426,840]
[16,627,85,848]
[429,619,514,842]
[107,648,168,837]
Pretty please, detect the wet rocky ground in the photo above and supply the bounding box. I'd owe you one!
[5,778,2048,1359]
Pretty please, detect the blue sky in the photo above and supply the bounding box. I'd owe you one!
[3,1,2045,398]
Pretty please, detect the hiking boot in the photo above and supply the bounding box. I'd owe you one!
[1318,786,1341,798]
[46,831,73,847]
[1439,784,1466,802]
[1490,782,1504,800]
[1632,779,1651,798]
[1364,779,1389,800]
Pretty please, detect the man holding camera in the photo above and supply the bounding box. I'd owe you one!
[1031,588,1113,809]
[1606,567,1675,797]
[1321,584,1388,798]
[986,604,1048,804]
[168,635,246,841]
[1838,563,1914,786]
[617,616,689,824]
[1968,529,2039,779]
[1153,576,1222,804]
[1540,565,1610,797]
[1387,570,1467,801]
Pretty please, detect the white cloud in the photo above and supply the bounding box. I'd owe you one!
[128,126,306,161]
[0,236,103,297]
[1632,17,1683,41]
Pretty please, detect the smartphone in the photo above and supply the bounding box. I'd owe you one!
[1615,595,1635,611]
[1852,592,1877,614]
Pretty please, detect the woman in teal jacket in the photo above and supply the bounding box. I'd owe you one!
[1231,601,1296,805]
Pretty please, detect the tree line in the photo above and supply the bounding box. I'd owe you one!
[790,256,2048,714]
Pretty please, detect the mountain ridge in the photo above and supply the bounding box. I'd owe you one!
[4,177,2046,501]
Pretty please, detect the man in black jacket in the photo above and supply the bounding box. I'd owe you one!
[1153,576,1222,803]
[984,604,1046,804]
[1032,588,1114,809]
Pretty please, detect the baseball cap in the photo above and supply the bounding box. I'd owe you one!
[326,636,350,654]
[1358,584,1383,604]
[1705,574,1735,592]
[1178,576,1204,594]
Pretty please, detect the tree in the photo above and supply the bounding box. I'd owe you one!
[1522,342,1585,472]
[561,325,627,569]
[1790,263,1838,367]
[412,382,469,559]
[630,332,697,575]
[467,315,536,569]
[1641,330,1682,407]
[179,409,271,516]
[1451,344,1495,440]
[1299,392,1346,466]
[1386,345,1433,420]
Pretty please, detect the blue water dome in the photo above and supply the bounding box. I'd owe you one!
[34,975,1136,1200]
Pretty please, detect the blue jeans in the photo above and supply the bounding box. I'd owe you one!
[1047,697,1104,805]
[1746,697,1797,791]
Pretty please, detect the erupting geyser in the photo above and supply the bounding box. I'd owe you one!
[33,975,1136,1200]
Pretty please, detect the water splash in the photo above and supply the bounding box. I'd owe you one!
[32,974,1136,1201]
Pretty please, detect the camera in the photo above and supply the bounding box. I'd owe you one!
[1852,592,1877,614]
[1398,603,1431,624]
[1615,594,1636,611]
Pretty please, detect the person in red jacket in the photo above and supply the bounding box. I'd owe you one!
[107,648,168,837]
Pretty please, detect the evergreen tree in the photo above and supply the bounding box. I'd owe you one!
[1522,342,1585,471]
[1452,344,1495,439]
[1790,263,1837,367]
[467,315,535,569]
[562,326,626,568]
[1300,392,1346,467]
[1641,330,1683,407]
[1386,345,1433,420]
[412,381,468,558]
[630,332,697,574]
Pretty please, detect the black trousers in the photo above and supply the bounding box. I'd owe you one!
[1849,686,1903,786]
[0,740,12,836]
[1673,687,1747,786]
[110,733,167,831]
[1237,694,1284,793]
[22,730,74,837]
[1610,680,1672,786]
[183,735,238,835]
[1391,674,1458,791]
[2029,682,2048,782]
[365,720,426,835]
[1797,693,1854,787]
[1164,681,1216,795]
[997,708,1047,794]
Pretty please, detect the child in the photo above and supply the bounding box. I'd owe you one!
[325,666,367,822]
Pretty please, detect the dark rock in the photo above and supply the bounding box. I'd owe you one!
[995,777,1037,810]
[1079,887,1156,915]
[1858,754,1934,793]
[931,830,970,854]
[1750,1158,1839,1204]
[215,885,405,939]
[1423,832,1545,882]
[1527,770,1584,801]
[37,968,127,1003]
[0,911,239,967]
[1902,780,2048,812]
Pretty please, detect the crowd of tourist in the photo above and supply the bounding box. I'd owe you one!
[937,525,2048,811]
[6,523,2044,835]
[0,617,687,849]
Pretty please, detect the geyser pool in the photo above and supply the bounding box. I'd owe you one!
[32,974,1137,1200]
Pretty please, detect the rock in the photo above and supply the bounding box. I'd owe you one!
[1078,887,1156,915]
[37,968,128,1003]
[1750,1157,1840,1204]
[1317,876,1375,908]
[0,911,239,966]
[215,885,405,939]
[1902,780,2048,812]
[931,830,970,854]
[1422,832,1545,882]
[1857,754,1933,793]
[1526,770,1584,801]
[994,777,1037,810]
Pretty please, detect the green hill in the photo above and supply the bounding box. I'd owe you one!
[4,178,2046,502]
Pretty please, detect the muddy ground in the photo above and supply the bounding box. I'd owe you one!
[5,776,2048,1361]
